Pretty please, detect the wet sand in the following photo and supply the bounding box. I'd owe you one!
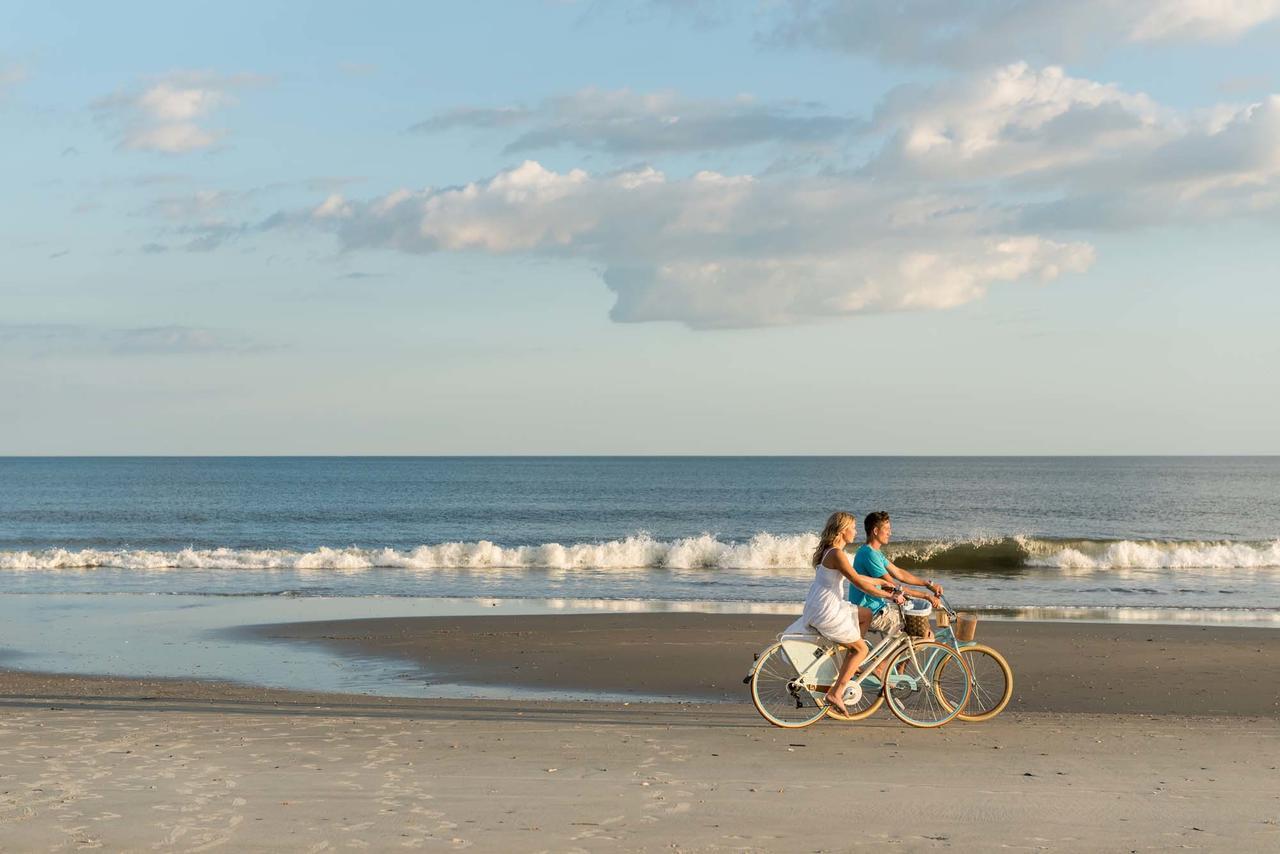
[1,617,1277,850]
[250,613,1280,715]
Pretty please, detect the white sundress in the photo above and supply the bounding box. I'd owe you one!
[793,548,862,644]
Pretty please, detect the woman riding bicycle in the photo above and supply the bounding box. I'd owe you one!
[800,511,906,714]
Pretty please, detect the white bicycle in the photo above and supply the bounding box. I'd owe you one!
[745,599,972,729]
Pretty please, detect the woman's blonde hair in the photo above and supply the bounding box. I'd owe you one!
[812,511,857,566]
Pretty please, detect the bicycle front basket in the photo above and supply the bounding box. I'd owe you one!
[902,598,933,637]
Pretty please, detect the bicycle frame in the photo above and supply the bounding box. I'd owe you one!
[778,612,937,700]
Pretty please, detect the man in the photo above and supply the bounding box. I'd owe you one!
[849,511,944,642]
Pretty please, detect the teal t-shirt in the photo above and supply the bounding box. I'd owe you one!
[848,544,890,613]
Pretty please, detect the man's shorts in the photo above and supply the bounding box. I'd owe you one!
[869,606,902,635]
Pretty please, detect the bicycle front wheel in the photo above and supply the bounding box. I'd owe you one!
[750,643,828,729]
[883,641,970,728]
[936,643,1013,722]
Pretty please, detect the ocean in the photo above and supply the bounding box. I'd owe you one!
[2,456,1278,614]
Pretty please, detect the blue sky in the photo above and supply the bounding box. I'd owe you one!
[3,1,1279,454]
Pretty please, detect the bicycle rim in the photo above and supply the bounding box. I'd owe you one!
[939,644,1013,722]
[750,643,828,728]
[884,641,970,728]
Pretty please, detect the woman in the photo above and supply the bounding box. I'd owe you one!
[802,511,905,714]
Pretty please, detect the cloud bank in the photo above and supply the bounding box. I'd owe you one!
[309,160,1092,328]
[305,60,1280,328]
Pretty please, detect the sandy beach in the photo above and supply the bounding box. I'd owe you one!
[2,617,1277,851]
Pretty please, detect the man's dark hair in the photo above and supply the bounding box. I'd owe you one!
[864,511,890,539]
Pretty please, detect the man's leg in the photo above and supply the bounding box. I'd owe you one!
[869,607,902,679]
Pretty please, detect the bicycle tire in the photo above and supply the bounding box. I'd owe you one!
[936,643,1013,722]
[750,642,829,729]
[883,640,970,729]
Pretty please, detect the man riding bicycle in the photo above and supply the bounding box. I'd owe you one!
[850,511,944,673]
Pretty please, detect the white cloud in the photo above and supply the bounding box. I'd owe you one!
[769,0,1280,67]
[309,160,1092,328]
[414,88,857,154]
[93,71,268,154]
[1130,0,1280,40]
[869,64,1280,228]
[870,64,1168,181]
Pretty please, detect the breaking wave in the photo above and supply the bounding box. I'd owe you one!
[1,533,1278,572]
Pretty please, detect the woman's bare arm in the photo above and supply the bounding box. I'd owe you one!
[824,550,903,600]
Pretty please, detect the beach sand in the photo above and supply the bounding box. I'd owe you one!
[250,614,1280,715]
[1,617,1277,851]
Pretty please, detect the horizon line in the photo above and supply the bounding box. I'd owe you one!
[2,454,1277,460]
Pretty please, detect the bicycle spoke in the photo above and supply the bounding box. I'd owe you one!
[750,643,829,728]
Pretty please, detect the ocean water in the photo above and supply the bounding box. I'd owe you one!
[2,456,1278,613]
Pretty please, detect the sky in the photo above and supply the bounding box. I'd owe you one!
[2,0,1279,455]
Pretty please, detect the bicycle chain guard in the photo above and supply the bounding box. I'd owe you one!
[842,681,864,705]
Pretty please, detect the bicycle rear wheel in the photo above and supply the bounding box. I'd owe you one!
[883,641,970,728]
[750,643,829,728]
[936,643,1013,722]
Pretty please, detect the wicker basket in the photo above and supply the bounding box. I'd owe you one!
[904,613,931,637]
[901,599,933,637]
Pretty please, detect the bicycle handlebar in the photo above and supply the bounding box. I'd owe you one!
[882,587,958,618]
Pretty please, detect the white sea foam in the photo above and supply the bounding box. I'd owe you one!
[1026,539,1280,570]
[1,534,1276,572]
[0,532,821,572]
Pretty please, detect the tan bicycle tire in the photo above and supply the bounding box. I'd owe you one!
[883,640,971,729]
[749,642,829,729]
[935,643,1013,722]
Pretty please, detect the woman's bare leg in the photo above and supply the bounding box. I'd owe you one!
[824,640,868,714]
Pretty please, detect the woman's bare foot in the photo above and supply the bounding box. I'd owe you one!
[824,691,848,715]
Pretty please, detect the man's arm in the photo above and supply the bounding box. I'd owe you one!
[849,572,903,601]
[885,561,943,604]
